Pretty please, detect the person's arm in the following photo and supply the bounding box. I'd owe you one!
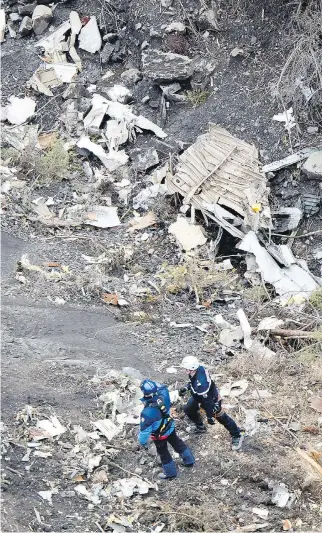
[138,409,161,445]
[179,382,191,396]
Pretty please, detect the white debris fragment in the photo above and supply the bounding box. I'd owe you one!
[77,136,128,171]
[135,114,167,139]
[75,483,103,505]
[133,184,168,210]
[165,22,186,33]
[271,483,293,508]
[237,308,252,349]
[112,477,155,498]
[69,10,82,35]
[106,85,132,104]
[84,93,109,129]
[220,380,249,398]
[38,488,58,506]
[85,205,120,228]
[34,450,52,458]
[244,409,259,435]
[169,390,180,403]
[35,416,66,439]
[34,20,70,53]
[166,367,177,374]
[0,9,6,43]
[238,231,319,305]
[168,216,207,251]
[273,107,296,131]
[262,148,317,173]
[5,97,36,125]
[79,17,102,54]
[218,326,243,347]
[92,419,122,441]
[50,63,77,84]
[252,508,269,519]
[105,120,129,151]
[257,317,284,331]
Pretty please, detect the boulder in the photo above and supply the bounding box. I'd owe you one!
[142,49,193,83]
[121,68,142,86]
[32,5,52,35]
[302,151,322,179]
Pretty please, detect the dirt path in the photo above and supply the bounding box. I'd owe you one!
[2,233,153,421]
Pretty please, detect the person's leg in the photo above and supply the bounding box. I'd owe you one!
[167,429,194,466]
[184,397,206,431]
[153,439,177,478]
[215,403,244,450]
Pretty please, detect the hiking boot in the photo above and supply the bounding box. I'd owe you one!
[231,433,244,451]
[158,472,177,480]
[193,423,207,433]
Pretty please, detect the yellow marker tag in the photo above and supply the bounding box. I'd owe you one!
[251,203,261,213]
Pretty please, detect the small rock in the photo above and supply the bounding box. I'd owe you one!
[122,366,142,379]
[9,13,21,22]
[307,126,318,134]
[165,22,186,33]
[197,7,219,31]
[100,42,114,64]
[131,147,159,171]
[19,16,33,36]
[142,49,194,83]
[250,36,257,45]
[141,95,150,104]
[135,22,142,30]
[32,5,52,35]
[150,29,160,37]
[18,3,36,16]
[120,68,142,86]
[103,32,118,43]
[302,151,322,179]
[161,0,173,6]
[141,40,149,50]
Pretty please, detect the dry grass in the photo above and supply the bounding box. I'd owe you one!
[185,89,210,108]
[156,257,234,302]
[309,288,322,310]
[3,139,71,184]
[272,0,322,124]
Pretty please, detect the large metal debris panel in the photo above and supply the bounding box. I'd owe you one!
[167,124,270,232]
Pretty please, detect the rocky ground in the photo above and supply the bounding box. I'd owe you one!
[1,0,322,531]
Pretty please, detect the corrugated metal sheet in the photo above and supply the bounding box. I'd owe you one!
[166,124,271,237]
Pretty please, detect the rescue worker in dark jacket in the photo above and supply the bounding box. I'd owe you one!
[179,356,244,451]
[138,379,195,479]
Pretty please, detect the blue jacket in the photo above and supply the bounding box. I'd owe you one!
[186,366,220,418]
[138,383,175,445]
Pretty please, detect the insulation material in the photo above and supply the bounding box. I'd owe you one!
[166,124,271,237]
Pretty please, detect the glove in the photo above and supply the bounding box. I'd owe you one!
[213,401,221,414]
[179,387,188,397]
[207,417,215,425]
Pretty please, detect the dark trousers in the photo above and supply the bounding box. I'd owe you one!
[184,397,240,438]
[154,429,188,465]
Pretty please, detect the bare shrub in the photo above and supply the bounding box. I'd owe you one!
[272,0,322,124]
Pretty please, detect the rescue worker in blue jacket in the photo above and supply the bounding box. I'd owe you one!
[179,356,244,451]
[138,379,195,479]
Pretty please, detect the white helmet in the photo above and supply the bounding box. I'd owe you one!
[181,356,199,371]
